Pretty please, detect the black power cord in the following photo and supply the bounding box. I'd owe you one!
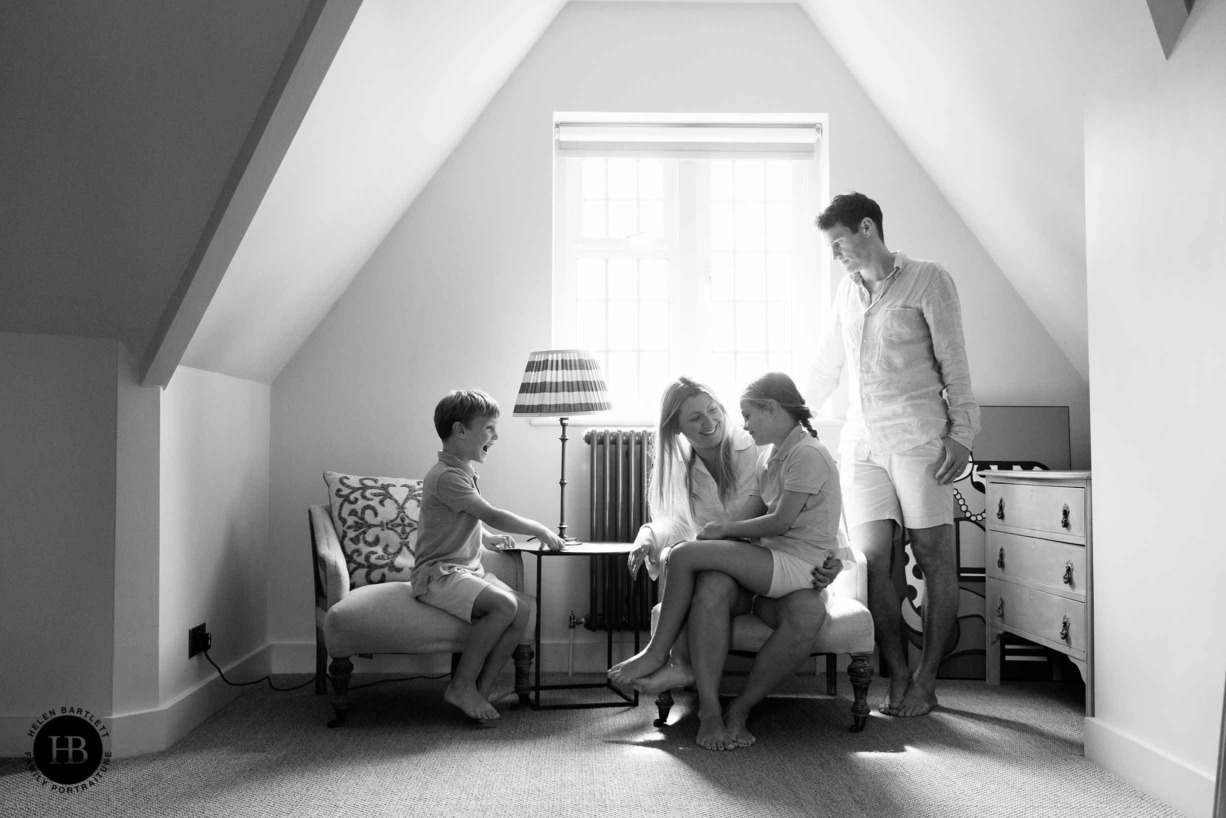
[202,648,452,692]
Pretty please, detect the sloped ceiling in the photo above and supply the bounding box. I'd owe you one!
[2,1,1167,385]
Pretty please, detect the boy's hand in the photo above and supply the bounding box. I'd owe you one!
[537,529,566,551]
[484,533,516,551]
[810,555,843,590]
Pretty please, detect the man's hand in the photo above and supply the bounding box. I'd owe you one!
[934,437,971,485]
[811,554,843,590]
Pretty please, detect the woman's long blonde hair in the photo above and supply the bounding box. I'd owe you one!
[648,377,739,531]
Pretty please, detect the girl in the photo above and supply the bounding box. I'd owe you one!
[609,372,846,700]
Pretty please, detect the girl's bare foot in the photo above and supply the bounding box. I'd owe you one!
[879,673,910,715]
[633,659,696,695]
[893,677,938,717]
[607,648,667,686]
[723,705,756,747]
[444,682,499,721]
[695,712,734,751]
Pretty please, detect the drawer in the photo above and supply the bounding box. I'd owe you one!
[987,482,1085,538]
[987,531,1086,600]
[987,578,1086,654]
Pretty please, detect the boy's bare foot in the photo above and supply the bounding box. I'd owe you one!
[893,678,938,717]
[633,659,695,695]
[879,673,910,715]
[695,712,734,751]
[723,706,755,747]
[607,648,667,686]
[444,682,499,721]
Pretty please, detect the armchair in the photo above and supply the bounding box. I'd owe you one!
[309,488,535,727]
[651,541,876,732]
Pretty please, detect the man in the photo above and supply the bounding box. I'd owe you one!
[809,192,979,717]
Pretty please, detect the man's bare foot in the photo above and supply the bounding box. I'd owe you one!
[879,673,909,715]
[893,677,938,717]
[444,682,499,721]
[695,712,734,751]
[633,659,695,695]
[723,706,755,748]
[607,648,667,686]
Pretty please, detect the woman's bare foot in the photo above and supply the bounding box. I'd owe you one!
[879,673,910,715]
[444,682,499,721]
[695,712,734,751]
[723,705,756,747]
[893,677,938,717]
[633,659,696,695]
[607,648,667,686]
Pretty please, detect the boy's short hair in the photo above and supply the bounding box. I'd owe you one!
[816,191,885,241]
[434,389,501,440]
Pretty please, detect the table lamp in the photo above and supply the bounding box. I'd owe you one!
[513,349,611,543]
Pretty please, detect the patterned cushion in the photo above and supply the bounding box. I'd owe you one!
[323,471,422,588]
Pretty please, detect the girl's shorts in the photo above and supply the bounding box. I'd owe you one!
[768,550,823,598]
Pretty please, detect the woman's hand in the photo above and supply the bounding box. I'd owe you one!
[628,530,657,579]
[697,521,725,540]
[810,554,843,590]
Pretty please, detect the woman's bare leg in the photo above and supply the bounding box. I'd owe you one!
[687,571,754,750]
[608,540,773,685]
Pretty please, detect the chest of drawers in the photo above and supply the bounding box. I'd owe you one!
[984,470,1093,714]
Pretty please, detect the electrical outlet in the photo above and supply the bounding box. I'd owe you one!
[188,623,211,658]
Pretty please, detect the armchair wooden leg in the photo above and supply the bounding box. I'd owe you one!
[327,656,353,728]
[513,643,534,708]
[653,690,674,728]
[314,628,327,695]
[825,654,837,696]
[847,653,874,733]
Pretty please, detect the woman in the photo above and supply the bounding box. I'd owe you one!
[612,376,840,751]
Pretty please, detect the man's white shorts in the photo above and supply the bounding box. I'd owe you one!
[841,437,953,532]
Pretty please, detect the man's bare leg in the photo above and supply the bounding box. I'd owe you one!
[894,523,957,716]
[853,520,910,714]
[723,589,827,747]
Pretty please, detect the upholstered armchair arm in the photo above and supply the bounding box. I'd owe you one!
[309,504,350,611]
[478,545,526,593]
[829,546,867,604]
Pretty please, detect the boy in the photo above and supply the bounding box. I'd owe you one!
[412,388,565,721]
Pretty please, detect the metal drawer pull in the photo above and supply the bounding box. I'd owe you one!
[1060,616,1071,642]
[997,498,1005,520]
[996,598,1005,618]
[1063,560,1074,585]
[997,547,1006,569]
[1060,504,1071,529]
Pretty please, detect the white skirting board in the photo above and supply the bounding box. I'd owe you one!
[1085,716,1216,818]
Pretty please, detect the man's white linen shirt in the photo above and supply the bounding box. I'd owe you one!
[810,252,980,458]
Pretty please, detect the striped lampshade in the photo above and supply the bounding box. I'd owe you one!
[512,350,612,416]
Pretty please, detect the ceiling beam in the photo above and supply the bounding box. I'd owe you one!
[1145,0,1194,59]
[140,0,362,387]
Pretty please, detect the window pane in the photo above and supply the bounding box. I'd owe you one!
[768,310,791,351]
[606,258,637,299]
[734,252,766,300]
[735,201,765,250]
[734,161,764,200]
[737,351,769,382]
[608,201,638,238]
[736,303,767,351]
[607,158,637,199]
[710,202,734,251]
[709,252,734,301]
[710,302,735,351]
[711,161,734,201]
[639,200,663,235]
[767,350,792,374]
[607,302,638,349]
[639,353,670,401]
[576,302,606,349]
[765,161,791,201]
[582,159,606,199]
[766,252,791,300]
[639,159,663,199]
[605,351,638,401]
[576,258,606,299]
[640,302,669,350]
[766,202,793,249]
[640,258,669,300]
[583,201,606,238]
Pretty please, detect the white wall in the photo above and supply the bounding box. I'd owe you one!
[159,367,270,700]
[1084,2,1226,816]
[0,333,118,753]
[270,1,1090,670]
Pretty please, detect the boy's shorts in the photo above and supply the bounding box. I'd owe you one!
[841,437,953,532]
[415,569,513,623]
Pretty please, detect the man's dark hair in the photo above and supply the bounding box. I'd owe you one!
[434,388,500,440]
[816,191,884,241]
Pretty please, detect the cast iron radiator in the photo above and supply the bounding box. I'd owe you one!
[583,428,658,631]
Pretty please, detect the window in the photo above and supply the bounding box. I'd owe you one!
[553,117,827,418]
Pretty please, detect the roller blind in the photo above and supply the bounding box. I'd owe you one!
[555,121,821,160]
